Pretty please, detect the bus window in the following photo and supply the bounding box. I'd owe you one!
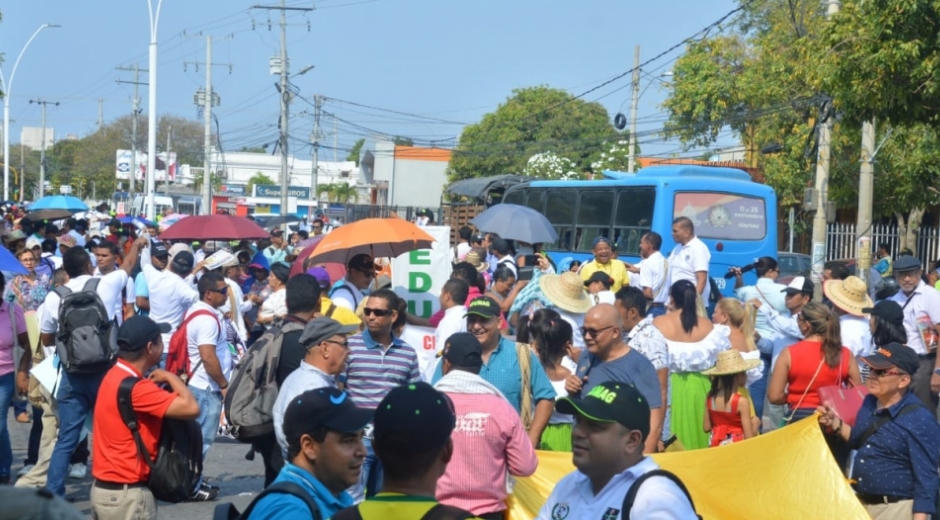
[504,190,525,206]
[524,190,545,212]
[546,190,575,250]
[673,191,766,240]
[575,191,614,251]
[613,188,655,256]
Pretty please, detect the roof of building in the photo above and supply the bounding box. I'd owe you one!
[393,145,452,162]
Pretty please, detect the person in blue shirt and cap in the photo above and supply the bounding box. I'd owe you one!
[246,387,373,520]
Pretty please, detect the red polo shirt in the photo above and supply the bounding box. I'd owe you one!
[92,360,177,484]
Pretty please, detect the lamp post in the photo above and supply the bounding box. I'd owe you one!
[146,0,164,221]
[1,23,60,202]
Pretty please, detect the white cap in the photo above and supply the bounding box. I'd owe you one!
[25,236,41,250]
[782,276,814,294]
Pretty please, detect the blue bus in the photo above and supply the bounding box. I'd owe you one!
[501,165,777,299]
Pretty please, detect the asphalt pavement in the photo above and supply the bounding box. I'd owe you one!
[8,408,268,519]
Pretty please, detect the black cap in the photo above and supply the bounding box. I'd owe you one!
[347,253,374,271]
[373,382,455,453]
[171,251,195,272]
[894,255,921,272]
[782,275,814,295]
[299,317,359,347]
[117,316,171,352]
[442,333,483,370]
[108,218,122,228]
[283,388,373,448]
[557,381,651,440]
[862,300,904,326]
[464,296,501,320]
[862,342,920,376]
[151,240,169,258]
[270,228,284,237]
[584,271,613,289]
[490,237,510,254]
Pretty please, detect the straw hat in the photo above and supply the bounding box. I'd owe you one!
[539,271,592,314]
[823,276,873,317]
[465,250,489,273]
[702,349,761,376]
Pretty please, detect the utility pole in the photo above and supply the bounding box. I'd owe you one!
[253,1,315,216]
[855,120,875,287]
[332,114,337,162]
[117,64,147,195]
[627,45,640,174]
[19,142,24,203]
[165,125,172,194]
[29,99,59,199]
[187,35,231,215]
[97,99,104,128]
[810,0,841,301]
[311,95,322,210]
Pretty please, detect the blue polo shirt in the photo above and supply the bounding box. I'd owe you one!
[247,463,352,520]
[849,392,940,514]
[431,336,555,412]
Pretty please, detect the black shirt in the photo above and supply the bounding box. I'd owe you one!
[275,316,309,386]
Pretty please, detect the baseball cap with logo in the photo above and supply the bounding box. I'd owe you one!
[556,381,651,440]
[464,296,501,320]
[282,388,373,451]
[861,342,920,376]
[151,239,169,258]
[782,275,814,295]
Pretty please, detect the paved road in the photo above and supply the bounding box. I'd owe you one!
[8,409,268,519]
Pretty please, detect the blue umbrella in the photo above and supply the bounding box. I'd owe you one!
[29,195,88,213]
[0,247,27,275]
[118,216,156,228]
[470,203,558,244]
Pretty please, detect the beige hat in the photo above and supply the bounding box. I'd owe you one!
[539,271,591,314]
[702,349,761,376]
[823,276,873,317]
[465,250,489,273]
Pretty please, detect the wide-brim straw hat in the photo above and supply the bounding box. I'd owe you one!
[465,250,489,273]
[824,276,873,317]
[702,349,761,376]
[539,271,592,314]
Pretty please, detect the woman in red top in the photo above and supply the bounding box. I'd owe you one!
[769,301,861,469]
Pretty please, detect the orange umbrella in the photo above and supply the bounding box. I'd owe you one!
[303,218,435,264]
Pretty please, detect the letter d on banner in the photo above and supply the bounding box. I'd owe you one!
[409,272,432,292]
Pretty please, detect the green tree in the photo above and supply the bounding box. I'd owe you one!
[347,138,365,165]
[317,182,335,202]
[330,182,359,204]
[392,136,414,146]
[247,171,275,196]
[447,86,620,181]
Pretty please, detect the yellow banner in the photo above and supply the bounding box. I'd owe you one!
[508,416,870,520]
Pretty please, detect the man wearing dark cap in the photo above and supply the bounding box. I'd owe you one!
[247,388,372,520]
[134,240,169,316]
[434,333,537,518]
[263,228,290,265]
[274,317,359,458]
[90,316,200,519]
[887,255,940,410]
[537,382,698,520]
[140,239,207,354]
[818,343,940,519]
[580,236,630,293]
[330,253,374,311]
[332,382,473,519]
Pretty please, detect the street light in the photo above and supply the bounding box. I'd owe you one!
[146,0,164,221]
[1,23,60,202]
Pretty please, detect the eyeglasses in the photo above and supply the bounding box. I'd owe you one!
[363,307,392,317]
[870,368,903,378]
[580,325,615,338]
[208,286,229,296]
[324,339,349,349]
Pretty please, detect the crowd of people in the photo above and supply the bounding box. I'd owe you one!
[0,207,936,519]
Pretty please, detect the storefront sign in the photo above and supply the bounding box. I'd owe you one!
[254,184,311,199]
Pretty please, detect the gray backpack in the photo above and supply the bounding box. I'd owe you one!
[223,319,306,442]
[55,278,118,374]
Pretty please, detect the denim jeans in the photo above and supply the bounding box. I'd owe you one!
[647,305,667,318]
[191,387,222,458]
[0,372,15,478]
[48,370,106,496]
[749,356,771,425]
[348,436,383,504]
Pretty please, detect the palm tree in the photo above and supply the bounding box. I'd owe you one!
[247,171,275,196]
[331,183,359,204]
[318,182,336,202]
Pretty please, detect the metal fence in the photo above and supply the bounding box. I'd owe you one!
[342,204,442,225]
[827,222,940,265]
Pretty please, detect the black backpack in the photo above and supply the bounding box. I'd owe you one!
[622,469,702,519]
[212,481,322,520]
[116,376,204,503]
[55,278,118,374]
[332,503,474,520]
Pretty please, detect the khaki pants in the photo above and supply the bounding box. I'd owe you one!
[864,499,913,520]
[15,385,57,488]
[91,483,157,520]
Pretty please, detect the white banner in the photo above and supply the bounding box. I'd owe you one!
[391,225,452,320]
[399,324,438,382]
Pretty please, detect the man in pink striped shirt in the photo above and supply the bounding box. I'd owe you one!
[434,332,538,518]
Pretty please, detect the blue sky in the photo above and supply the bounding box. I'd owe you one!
[3,0,740,161]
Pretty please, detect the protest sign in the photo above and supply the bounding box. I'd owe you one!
[391,225,452,319]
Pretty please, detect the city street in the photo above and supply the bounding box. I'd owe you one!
[8,410,265,519]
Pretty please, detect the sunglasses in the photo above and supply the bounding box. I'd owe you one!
[357,268,376,278]
[363,307,392,317]
[580,325,615,338]
[208,286,229,296]
[870,368,903,378]
[324,339,349,349]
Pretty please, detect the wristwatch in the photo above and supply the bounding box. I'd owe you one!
[933,368,940,376]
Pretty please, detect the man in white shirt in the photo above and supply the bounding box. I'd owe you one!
[330,254,374,311]
[429,279,469,381]
[537,382,698,520]
[668,217,710,315]
[454,226,472,263]
[184,271,233,498]
[628,231,669,317]
[273,317,357,456]
[93,241,135,322]
[39,238,147,497]
[888,255,940,410]
[141,242,205,353]
[490,238,517,278]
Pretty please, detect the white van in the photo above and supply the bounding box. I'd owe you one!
[131,195,175,217]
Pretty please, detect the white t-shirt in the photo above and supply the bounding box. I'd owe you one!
[184,301,233,391]
[142,253,199,352]
[668,236,711,302]
[639,250,669,304]
[840,314,873,367]
[331,281,364,311]
[889,281,940,355]
[429,305,468,381]
[258,288,287,322]
[455,242,472,262]
[548,356,578,425]
[94,267,135,324]
[39,271,129,334]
